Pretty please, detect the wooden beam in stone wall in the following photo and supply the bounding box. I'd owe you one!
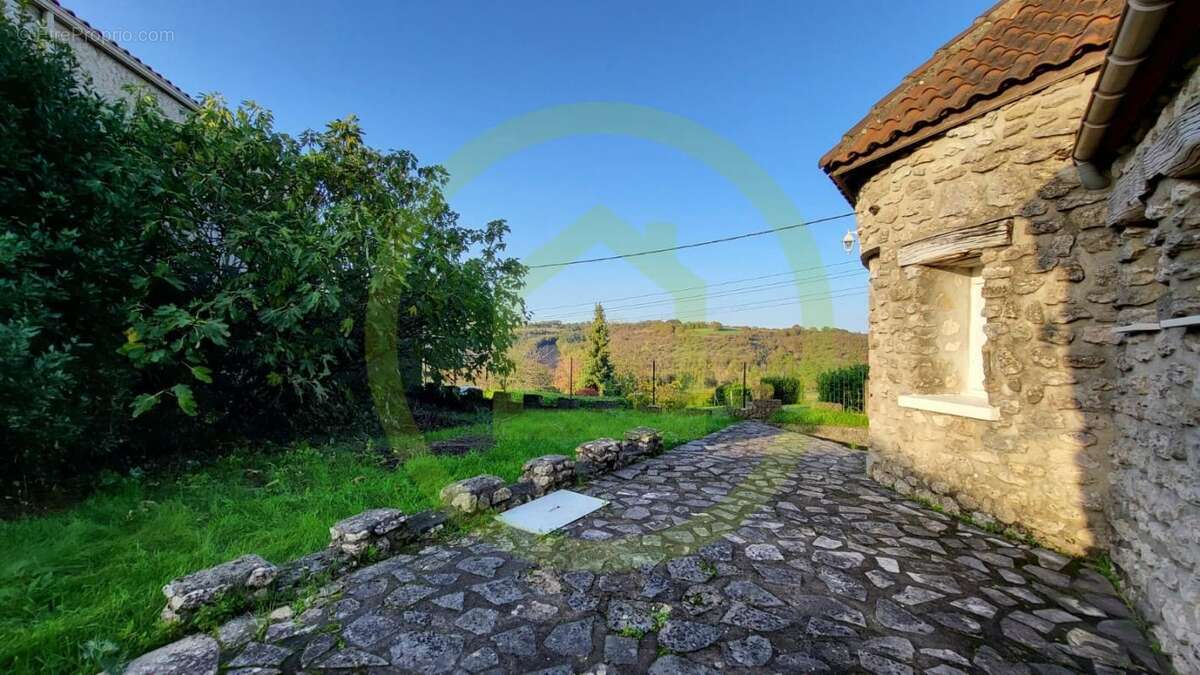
[1108,158,1147,227]
[1108,100,1200,227]
[1143,99,1200,179]
[897,218,1013,268]
[859,244,881,268]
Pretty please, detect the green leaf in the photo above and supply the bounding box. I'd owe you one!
[172,384,197,416]
[339,318,354,336]
[189,365,213,383]
[131,393,160,418]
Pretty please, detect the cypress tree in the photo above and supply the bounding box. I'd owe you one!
[581,303,616,392]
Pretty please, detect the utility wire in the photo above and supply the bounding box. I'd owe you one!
[595,287,868,324]
[625,286,865,317]
[528,260,861,312]
[533,269,866,322]
[712,289,868,316]
[525,211,856,269]
[591,285,867,322]
[536,271,864,320]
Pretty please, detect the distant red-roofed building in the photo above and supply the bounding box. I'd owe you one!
[819,1,1199,669]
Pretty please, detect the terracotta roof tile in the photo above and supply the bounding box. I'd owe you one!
[819,0,1122,195]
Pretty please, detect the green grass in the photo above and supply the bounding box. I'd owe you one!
[0,408,733,674]
[770,404,869,428]
[1087,552,1121,589]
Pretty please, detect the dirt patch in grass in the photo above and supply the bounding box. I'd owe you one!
[428,434,496,456]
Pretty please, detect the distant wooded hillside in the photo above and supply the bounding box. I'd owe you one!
[484,320,867,394]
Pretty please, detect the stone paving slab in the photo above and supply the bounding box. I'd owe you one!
[213,422,1163,674]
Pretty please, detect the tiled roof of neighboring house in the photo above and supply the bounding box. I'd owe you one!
[819,0,1123,200]
[41,0,198,110]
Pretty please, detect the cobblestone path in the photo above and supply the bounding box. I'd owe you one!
[217,422,1161,673]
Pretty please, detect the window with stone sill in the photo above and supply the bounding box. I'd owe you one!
[964,268,987,398]
[898,265,999,421]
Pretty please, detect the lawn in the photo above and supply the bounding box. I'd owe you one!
[0,408,733,674]
[770,404,869,428]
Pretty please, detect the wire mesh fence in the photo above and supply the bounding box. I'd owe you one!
[814,363,869,412]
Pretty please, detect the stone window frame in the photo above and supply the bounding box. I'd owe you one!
[894,221,1010,422]
[964,268,987,399]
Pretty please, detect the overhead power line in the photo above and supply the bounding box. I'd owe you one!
[528,260,861,312]
[710,289,868,316]
[525,211,856,269]
[593,287,868,324]
[561,285,867,323]
[533,269,866,322]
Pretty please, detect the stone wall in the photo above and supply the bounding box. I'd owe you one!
[520,454,576,497]
[55,23,192,120]
[853,63,1200,670]
[1103,66,1200,672]
[158,427,666,631]
[159,509,448,626]
[3,1,193,120]
[733,399,784,421]
[855,71,1117,555]
[438,427,667,517]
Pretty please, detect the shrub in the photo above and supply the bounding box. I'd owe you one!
[715,382,753,408]
[0,15,525,485]
[626,390,653,409]
[625,381,709,410]
[603,371,637,398]
[685,388,716,408]
[816,364,869,412]
[1,15,156,472]
[760,376,803,404]
[656,382,691,411]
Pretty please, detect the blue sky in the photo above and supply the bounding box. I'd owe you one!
[70,0,991,332]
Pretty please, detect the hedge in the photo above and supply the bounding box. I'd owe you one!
[816,364,869,412]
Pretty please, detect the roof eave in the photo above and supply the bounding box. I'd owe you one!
[32,0,199,112]
[822,52,1108,207]
[1072,0,1200,188]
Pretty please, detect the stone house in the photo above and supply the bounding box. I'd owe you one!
[4,0,196,118]
[819,0,1199,669]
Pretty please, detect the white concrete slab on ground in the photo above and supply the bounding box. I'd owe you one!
[495,490,608,534]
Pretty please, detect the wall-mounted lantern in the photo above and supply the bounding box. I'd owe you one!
[842,229,856,254]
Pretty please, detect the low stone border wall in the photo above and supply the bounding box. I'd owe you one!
[160,508,449,626]
[160,554,278,624]
[436,426,663,516]
[520,454,575,497]
[438,474,536,515]
[152,425,665,632]
[575,438,623,475]
[733,398,783,420]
